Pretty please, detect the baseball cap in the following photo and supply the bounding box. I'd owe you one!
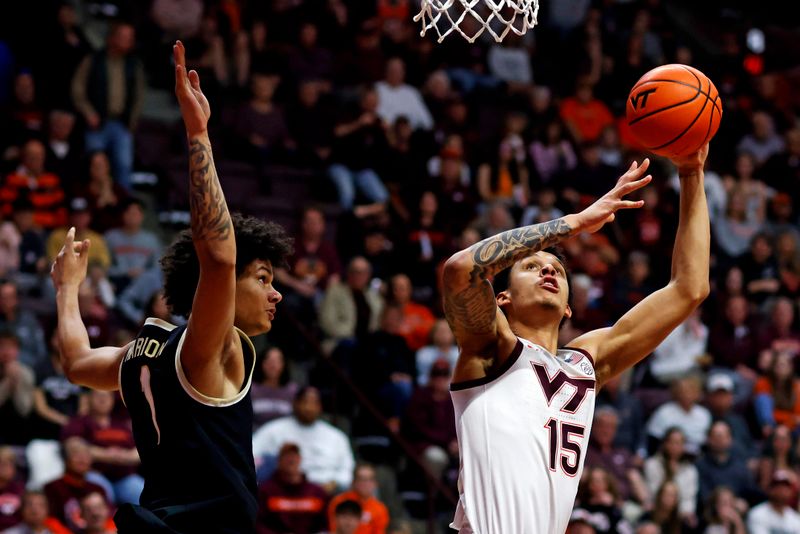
[69,197,90,213]
[706,373,734,393]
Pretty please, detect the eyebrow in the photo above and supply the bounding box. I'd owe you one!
[256,264,273,275]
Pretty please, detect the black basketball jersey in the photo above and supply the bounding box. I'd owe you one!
[117,318,258,534]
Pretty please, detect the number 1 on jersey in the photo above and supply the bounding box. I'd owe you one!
[544,418,585,477]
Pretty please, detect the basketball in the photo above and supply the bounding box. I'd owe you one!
[625,64,722,158]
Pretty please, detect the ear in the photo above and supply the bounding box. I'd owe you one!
[496,290,510,309]
[563,303,572,320]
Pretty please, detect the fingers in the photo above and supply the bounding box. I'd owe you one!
[619,174,653,195]
[65,226,75,248]
[621,158,650,182]
[173,40,185,69]
[188,69,201,91]
[617,199,645,210]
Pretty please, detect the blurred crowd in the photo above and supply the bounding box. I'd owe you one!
[1,0,800,533]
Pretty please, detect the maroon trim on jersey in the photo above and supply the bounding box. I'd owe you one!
[561,346,595,367]
[450,339,524,391]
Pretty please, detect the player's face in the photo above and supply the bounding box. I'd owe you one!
[500,252,571,325]
[235,260,282,337]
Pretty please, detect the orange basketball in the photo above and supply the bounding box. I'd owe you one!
[626,64,722,158]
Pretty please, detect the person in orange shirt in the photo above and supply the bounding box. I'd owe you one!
[328,463,390,534]
[388,274,435,351]
[559,78,614,144]
[754,351,800,437]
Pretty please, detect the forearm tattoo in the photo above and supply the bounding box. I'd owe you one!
[188,139,231,241]
[444,218,573,335]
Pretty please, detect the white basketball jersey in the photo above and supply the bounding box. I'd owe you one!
[450,338,597,534]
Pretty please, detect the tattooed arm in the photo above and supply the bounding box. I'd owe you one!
[173,41,242,399]
[443,160,653,380]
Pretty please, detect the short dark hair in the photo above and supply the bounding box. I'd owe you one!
[160,213,293,317]
[334,499,362,518]
[492,246,572,327]
[0,327,19,345]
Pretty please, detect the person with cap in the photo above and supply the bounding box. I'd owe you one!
[746,469,800,533]
[45,197,110,270]
[705,372,756,458]
[255,442,328,534]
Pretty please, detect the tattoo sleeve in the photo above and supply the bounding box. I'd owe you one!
[443,218,573,336]
[188,137,232,242]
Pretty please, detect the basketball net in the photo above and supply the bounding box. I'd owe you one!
[414,0,539,43]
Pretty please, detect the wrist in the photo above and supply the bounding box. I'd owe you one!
[562,213,583,234]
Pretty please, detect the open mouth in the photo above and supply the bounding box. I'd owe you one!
[540,277,559,293]
[267,310,275,320]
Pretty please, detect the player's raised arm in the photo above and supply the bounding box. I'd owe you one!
[571,145,711,386]
[173,41,238,396]
[442,159,653,356]
[52,228,130,390]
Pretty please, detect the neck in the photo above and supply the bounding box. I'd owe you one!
[508,319,560,353]
[264,377,280,388]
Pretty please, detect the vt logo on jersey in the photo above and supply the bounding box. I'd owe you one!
[630,87,657,110]
[532,363,595,413]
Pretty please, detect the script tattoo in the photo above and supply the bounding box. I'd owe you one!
[444,218,572,336]
[188,138,231,241]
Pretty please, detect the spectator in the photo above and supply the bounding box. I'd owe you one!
[572,467,630,534]
[704,373,755,459]
[487,34,533,88]
[44,110,82,185]
[415,319,458,386]
[400,191,449,293]
[375,58,433,131]
[608,251,656,321]
[646,375,712,455]
[695,421,756,504]
[45,198,111,271]
[287,80,335,168]
[327,464,389,534]
[252,387,355,493]
[585,407,648,505]
[740,233,780,305]
[476,126,530,209]
[104,198,161,291]
[639,481,685,534]
[713,188,765,262]
[775,231,800,298]
[707,295,758,393]
[115,267,165,327]
[44,437,108,532]
[0,329,35,445]
[737,111,785,166]
[0,279,47,372]
[0,491,70,534]
[756,425,799,495]
[0,139,67,230]
[0,447,23,531]
[7,197,46,280]
[77,491,116,534]
[255,442,328,534]
[403,359,457,480]
[520,187,565,228]
[643,428,699,521]
[753,351,800,436]
[649,309,707,385]
[286,23,334,84]
[80,151,129,232]
[761,128,800,200]
[559,78,614,144]
[71,21,145,190]
[386,274,435,352]
[230,72,292,174]
[528,119,577,186]
[61,390,143,505]
[251,346,299,430]
[319,257,383,354]
[0,71,44,152]
[328,86,390,212]
[755,297,800,355]
[39,3,92,110]
[746,470,800,533]
[331,500,363,534]
[275,206,340,325]
[31,334,87,440]
[594,373,646,458]
[701,486,746,534]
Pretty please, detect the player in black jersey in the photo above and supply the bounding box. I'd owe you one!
[50,41,293,534]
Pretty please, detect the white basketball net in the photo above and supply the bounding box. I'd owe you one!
[414,0,539,43]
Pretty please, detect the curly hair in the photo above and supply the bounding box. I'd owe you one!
[160,213,294,318]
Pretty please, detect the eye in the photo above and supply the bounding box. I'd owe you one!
[258,276,267,284]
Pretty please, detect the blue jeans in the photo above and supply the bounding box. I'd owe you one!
[327,164,388,210]
[86,120,134,190]
[87,471,144,505]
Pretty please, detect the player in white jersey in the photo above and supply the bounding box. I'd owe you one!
[442,145,711,533]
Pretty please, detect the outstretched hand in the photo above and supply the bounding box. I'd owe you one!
[51,227,91,290]
[577,158,652,234]
[174,40,210,138]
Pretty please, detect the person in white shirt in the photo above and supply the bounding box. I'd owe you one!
[375,58,433,131]
[252,386,355,493]
[650,309,707,384]
[646,375,712,455]
[746,469,800,534]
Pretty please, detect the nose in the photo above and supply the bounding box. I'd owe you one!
[268,286,283,304]
[541,263,557,277]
